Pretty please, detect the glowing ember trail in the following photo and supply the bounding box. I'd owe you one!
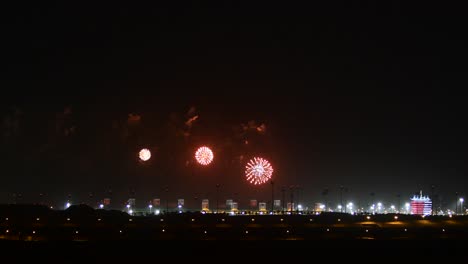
[195,146,214,165]
[139,148,151,161]
[245,157,273,185]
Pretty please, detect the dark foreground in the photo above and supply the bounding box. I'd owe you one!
[1,204,468,261]
[1,239,467,262]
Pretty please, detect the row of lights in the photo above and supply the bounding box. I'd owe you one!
[0,215,426,227]
[3,227,452,236]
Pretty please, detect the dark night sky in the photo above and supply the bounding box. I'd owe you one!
[1,1,467,209]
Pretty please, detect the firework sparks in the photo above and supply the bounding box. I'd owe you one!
[139,148,151,161]
[245,157,273,185]
[195,146,214,165]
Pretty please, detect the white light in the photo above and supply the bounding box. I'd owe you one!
[366,216,371,220]
[391,205,395,210]
[67,218,71,221]
[97,218,101,221]
[32,231,35,234]
[149,205,153,208]
[36,218,40,221]
[280,218,284,221]
[6,230,9,233]
[326,229,330,232]
[366,229,368,232]
[75,231,79,234]
[245,231,249,234]
[139,148,151,161]
[221,219,225,222]
[126,204,130,209]
[155,210,160,215]
[160,219,164,222]
[66,202,71,209]
[192,219,195,222]
[337,219,341,222]
[298,204,303,209]
[99,204,104,209]
[178,205,182,209]
[5,218,8,221]
[129,210,133,215]
[204,231,207,234]
[460,198,464,202]
[394,216,398,220]
[162,229,165,232]
[251,218,255,222]
[230,211,235,215]
[286,230,289,233]
[119,230,122,233]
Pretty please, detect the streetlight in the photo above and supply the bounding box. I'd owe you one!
[149,204,153,215]
[289,185,294,214]
[216,184,220,214]
[270,180,274,213]
[339,186,344,213]
[460,198,464,215]
[165,187,169,213]
[281,187,286,214]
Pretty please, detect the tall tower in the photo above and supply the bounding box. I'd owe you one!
[410,190,432,216]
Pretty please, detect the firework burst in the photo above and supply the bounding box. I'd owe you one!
[195,146,214,165]
[245,157,273,185]
[139,148,151,161]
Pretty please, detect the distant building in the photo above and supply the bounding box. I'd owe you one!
[259,202,267,212]
[315,203,325,212]
[410,191,432,216]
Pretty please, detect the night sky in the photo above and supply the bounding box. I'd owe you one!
[1,1,467,209]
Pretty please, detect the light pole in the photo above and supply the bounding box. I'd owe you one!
[270,180,274,213]
[340,186,344,213]
[165,186,169,213]
[431,185,435,215]
[322,188,329,212]
[289,186,294,214]
[216,184,220,214]
[281,187,286,214]
[460,198,464,215]
[397,194,401,214]
[455,192,459,214]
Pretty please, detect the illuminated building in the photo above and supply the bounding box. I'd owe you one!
[410,191,432,216]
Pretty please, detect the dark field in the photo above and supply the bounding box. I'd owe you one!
[1,204,467,261]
